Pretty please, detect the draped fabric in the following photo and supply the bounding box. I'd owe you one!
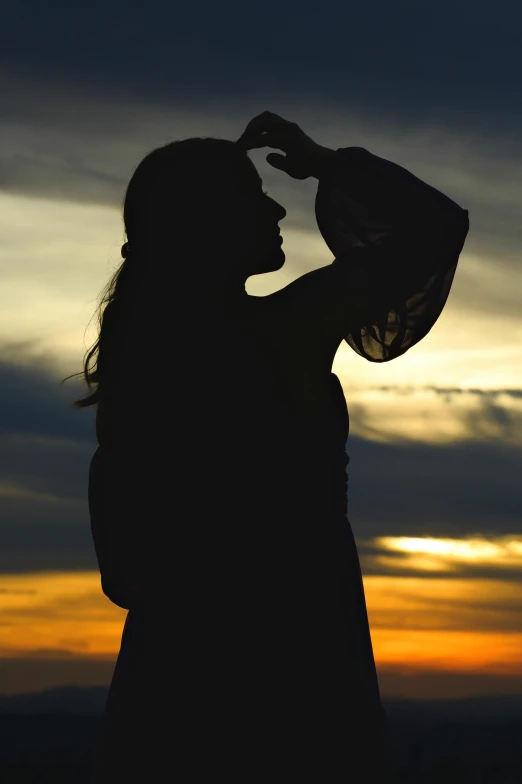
[315,146,469,361]
[88,145,468,783]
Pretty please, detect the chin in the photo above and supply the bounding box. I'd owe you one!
[255,248,285,275]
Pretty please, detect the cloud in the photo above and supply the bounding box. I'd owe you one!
[0,655,116,695]
[359,535,522,584]
[1,346,522,575]
[0,150,124,208]
[1,0,522,134]
[0,350,97,573]
[2,4,522,302]
[1,69,522,341]
[346,433,522,538]
[0,588,36,595]
[0,349,93,442]
[364,573,522,633]
[342,384,522,446]
[374,386,522,400]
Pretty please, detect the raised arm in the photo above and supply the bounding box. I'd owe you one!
[272,146,469,361]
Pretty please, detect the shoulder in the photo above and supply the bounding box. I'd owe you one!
[248,274,340,370]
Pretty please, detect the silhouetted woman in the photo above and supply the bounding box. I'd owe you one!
[78,111,469,782]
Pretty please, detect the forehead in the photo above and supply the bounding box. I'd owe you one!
[245,156,262,183]
[233,156,263,190]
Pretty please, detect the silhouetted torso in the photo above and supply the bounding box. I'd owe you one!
[91,294,388,779]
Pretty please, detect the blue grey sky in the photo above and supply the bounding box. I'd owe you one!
[1,0,522,698]
[1,0,521,572]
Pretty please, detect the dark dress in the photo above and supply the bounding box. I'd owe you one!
[88,146,469,782]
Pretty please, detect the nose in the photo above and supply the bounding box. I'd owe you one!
[271,198,286,222]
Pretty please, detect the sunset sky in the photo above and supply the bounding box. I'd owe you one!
[1,0,522,701]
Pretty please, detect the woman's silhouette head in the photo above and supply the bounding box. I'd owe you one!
[124,137,286,282]
[64,137,286,408]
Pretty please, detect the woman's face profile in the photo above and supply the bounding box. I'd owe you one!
[224,157,287,278]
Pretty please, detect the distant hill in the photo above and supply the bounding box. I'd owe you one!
[386,693,522,722]
[0,688,521,780]
[0,685,108,715]
[1,684,522,721]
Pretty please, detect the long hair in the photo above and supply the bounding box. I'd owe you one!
[61,137,248,409]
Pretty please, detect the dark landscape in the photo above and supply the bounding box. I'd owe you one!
[1,687,521,782]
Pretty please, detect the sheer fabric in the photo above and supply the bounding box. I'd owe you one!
[315,146,469,361]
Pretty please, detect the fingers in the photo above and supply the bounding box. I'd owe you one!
[241,111,288,135]
[236,133,267,151]
[236,111,293,151]
[236,131,282,152]
[266,153,288,172]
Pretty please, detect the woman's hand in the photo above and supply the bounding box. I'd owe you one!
[236,110,337,180]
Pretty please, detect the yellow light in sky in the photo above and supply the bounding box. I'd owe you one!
[374,535,522,571]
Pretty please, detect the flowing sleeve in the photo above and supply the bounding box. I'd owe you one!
[310,146,469,361]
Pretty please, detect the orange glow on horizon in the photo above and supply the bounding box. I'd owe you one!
[0,571,127,659]
[2,548,521,691]
[0,537,522,691]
